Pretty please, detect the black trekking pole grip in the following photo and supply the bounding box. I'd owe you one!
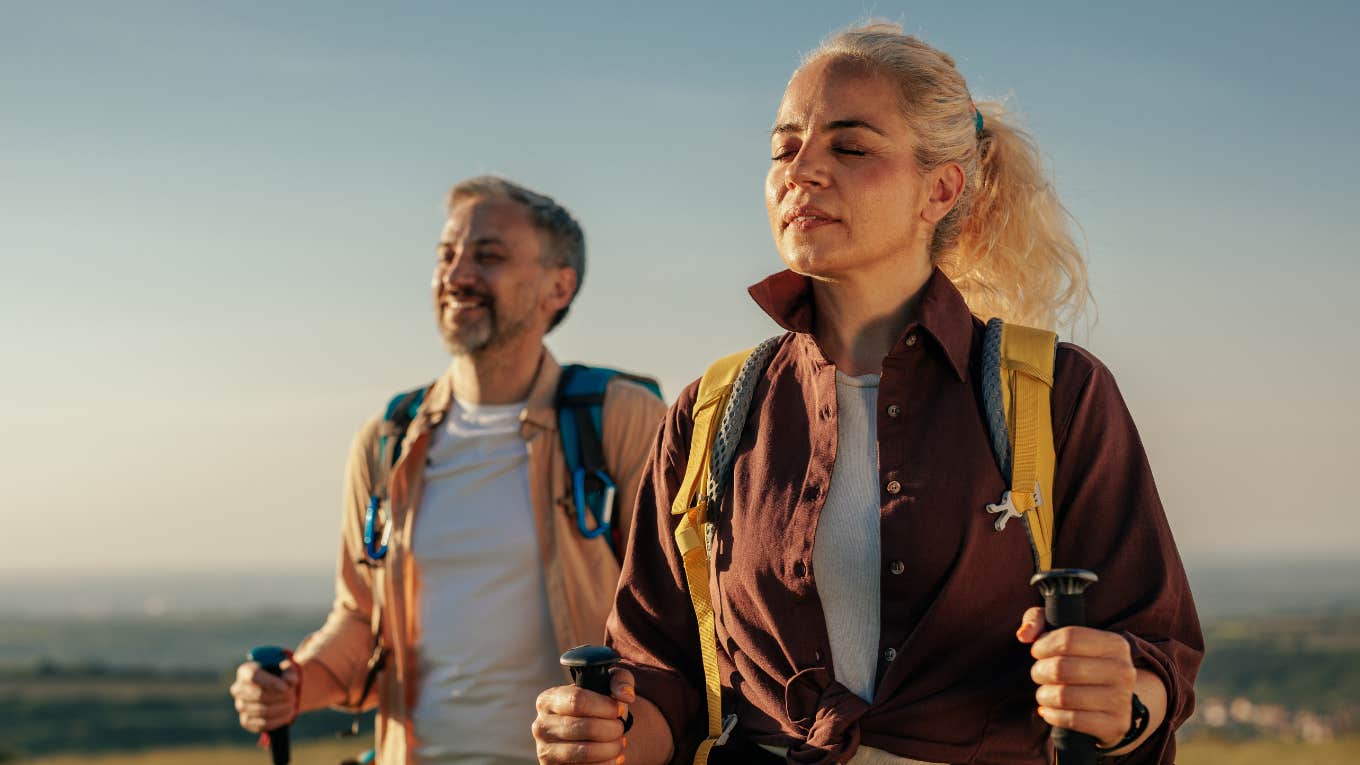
[560,644,620,697]
[248,645,293,765]
[1030,569,1100,765]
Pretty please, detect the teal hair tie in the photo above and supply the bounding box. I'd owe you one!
[974,107,984,135]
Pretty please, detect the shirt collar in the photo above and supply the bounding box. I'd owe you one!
[421,347,562,435]
[747,266,974,381]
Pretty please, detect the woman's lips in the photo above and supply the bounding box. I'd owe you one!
[782,205,840,232]
[786,215,838,232]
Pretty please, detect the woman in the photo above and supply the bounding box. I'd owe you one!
[533,23,1202,765]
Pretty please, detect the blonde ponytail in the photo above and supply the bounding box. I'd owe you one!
[807,23,1091,331]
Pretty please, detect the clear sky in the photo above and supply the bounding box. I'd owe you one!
[2,1,1357,578]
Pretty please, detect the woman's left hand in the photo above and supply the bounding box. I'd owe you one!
[1016,606,1136,748]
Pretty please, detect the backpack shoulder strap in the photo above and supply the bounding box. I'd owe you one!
[982,319,1058,572]
[671,348,753,520]
[672,337,781,765]
[556,364,664,555]
[364,386,427,561]
[343,385,426,718]
[379,387,427,476]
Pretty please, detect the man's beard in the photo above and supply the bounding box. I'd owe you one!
[438,302,531,356]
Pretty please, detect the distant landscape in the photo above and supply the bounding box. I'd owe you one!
[1,557,1357,763]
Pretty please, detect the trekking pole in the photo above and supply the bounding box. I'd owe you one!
[560,644,620,697]
[1030,569,1099,765]
[248,645,293,765]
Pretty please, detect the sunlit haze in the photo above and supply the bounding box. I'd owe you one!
[3,1,1357,583]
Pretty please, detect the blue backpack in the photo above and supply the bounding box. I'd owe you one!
[364,365,662,562]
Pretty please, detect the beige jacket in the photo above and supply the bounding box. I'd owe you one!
[295,351,667,764]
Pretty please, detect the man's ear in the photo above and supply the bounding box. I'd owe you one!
[920,162,966,225]
[544,265,577,315]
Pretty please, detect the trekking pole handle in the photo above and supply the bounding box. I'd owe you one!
[560,644,620,697]
[1030,569,1100,765]
[248,645,292,765]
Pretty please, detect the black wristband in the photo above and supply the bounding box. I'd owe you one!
[1098,692,1150,753]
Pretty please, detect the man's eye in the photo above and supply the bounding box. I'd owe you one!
[771,148,796,161]
[475,251,503,263]
[834,146,867,156]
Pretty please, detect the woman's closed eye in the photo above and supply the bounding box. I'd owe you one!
[770,144,869,161]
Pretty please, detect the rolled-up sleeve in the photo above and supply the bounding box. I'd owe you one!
[1050,345,1205,764]
[294,418,384,711]
[605,381,707,764]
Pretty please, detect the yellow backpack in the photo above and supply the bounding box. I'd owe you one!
[669,319,1059,764]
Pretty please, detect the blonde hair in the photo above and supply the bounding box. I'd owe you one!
[806,23,1090,331]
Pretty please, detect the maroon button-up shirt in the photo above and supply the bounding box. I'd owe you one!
[606,269,1203,765]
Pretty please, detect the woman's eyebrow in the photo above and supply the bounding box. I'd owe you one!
[770,118,886,137]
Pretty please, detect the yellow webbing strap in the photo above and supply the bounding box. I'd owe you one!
[671,347,754,765]
[999,323,1059,572]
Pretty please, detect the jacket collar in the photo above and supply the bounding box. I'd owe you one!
[747,266,974,381]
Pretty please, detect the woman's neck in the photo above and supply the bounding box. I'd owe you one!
[811,256,933,376]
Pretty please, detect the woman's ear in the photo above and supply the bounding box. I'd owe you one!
[921,162,966,225]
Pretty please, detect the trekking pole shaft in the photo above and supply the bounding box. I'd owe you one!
[261,664,291,765]
[1044,591,1086,638]
[248,646,292,765]
[1047,594,1097,765]
[1031,570,1099,765]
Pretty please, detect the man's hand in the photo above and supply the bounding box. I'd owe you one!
[1017,607,1135,749]
[533,668,634,764]
[229,660,301,734]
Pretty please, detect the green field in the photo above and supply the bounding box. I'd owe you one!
[0,664,372,761]
[2,606,1357,763]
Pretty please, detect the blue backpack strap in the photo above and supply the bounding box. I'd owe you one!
[555,365,662,555]
[363,385,428,563]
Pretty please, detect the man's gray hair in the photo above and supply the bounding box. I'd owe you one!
[446,175,585,331]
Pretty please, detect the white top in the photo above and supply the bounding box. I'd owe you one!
[410,396,563,765]
[812,371,883,702]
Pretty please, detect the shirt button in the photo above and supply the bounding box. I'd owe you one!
[793,561,806,577]
[887,404,901,418]
[886,480,902,495]
[883,647,897,662]
[904,334,918,348]
[889,560,905,575]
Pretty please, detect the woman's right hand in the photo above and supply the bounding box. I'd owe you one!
[533,668,634,764]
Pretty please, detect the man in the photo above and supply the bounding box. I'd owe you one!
[229,176,667,764]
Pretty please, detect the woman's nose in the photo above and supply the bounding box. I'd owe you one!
[785,147,828,190]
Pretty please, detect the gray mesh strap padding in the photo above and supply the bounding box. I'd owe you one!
[705,336,782,509]
[982,318,1011,477]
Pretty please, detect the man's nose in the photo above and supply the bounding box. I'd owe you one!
[439,249,478,288]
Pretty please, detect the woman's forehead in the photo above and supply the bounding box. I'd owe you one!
[775,57,903,131]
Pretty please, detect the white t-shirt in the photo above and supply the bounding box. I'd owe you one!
[812,371,883,703]
[410,396,563,765]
